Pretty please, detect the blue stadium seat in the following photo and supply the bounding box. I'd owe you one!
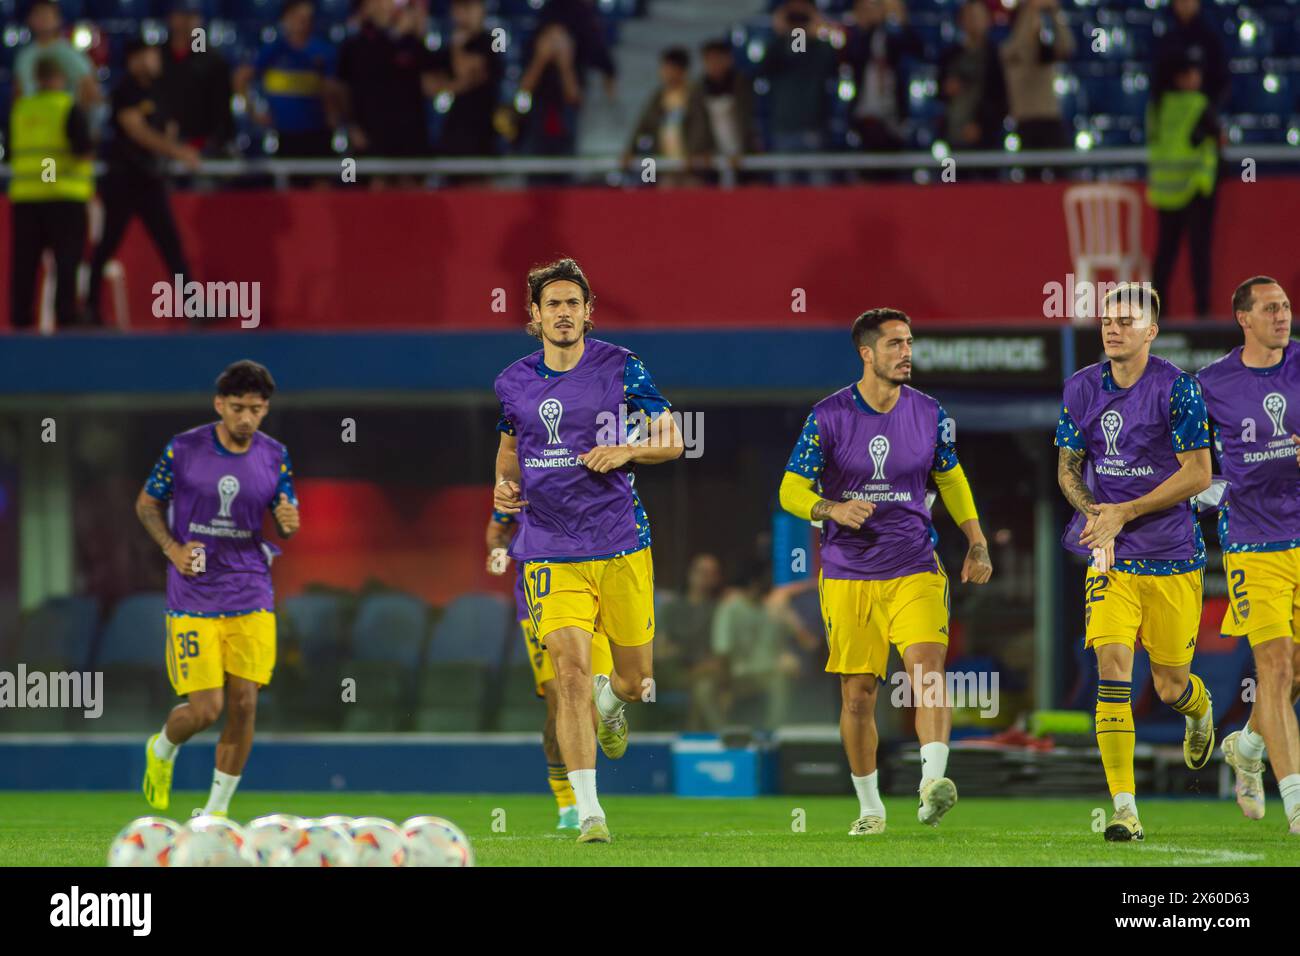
[1230,69,1292,116]
[18,595,101,671]
[350,592,428,664]
[93,593,171,732]
[97,593,168,667]
[417,593,513,731]
[275,591,351,729]
[87,0,150,20]
[221,0,280,25]
[425,592,512,665]
[342,592,428,731]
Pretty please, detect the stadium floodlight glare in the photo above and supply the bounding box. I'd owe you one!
[1288,127,1299,146]
[1239,21,1258,45]
[1264,74,1280,94]
[73,26,93,50]
[1004,134,1021,153]
[837,79,855,103]
[931,141,951,162]
[1075,131,1095,151]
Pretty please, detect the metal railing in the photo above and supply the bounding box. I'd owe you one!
[0,144,1296,189]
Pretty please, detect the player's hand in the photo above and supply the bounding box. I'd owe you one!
[274,493,300,535]
[961,540,993,584]
[1080,501,1130,549]
[1291,434,1300,467]
[580,445,634,473]
[166,540,206,576]
[487,547,511,575]
[494,479,527,514]
[828,499,875,530]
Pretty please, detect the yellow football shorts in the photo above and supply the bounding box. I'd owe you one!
[520,618,614,696]
[1084,567,1203,666]
[523,547,655,647]
[165,610,276,695]
[817,563,950,678]
[1221,549,1300,646]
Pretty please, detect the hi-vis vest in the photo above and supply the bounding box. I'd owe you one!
[1145,90,1217,211]
[8,90,93,203]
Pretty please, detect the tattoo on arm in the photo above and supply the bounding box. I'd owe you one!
[136,494,176,553]
[810,500,834,521]
[1057,447,1098,517]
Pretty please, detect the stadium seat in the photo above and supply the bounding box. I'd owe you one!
[17,595,101,672]
[342,592,429,732]
[275,591,352,730]
[94,593,172,732]
[416,593,512,732]
[495,633,545,732]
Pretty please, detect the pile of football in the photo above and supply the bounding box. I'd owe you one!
[107,814,474,867]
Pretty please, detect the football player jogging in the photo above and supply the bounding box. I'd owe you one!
[485,508,616,831]
[1198,276,1300,834]
[493,258,683,844]
[138,360,299,817]
[779,308,993,837]
[1055,283,1214,843]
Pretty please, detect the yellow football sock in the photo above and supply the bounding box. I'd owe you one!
[1170,673,1209,721]
[547,763,575,809]
[1096,680,1136,798]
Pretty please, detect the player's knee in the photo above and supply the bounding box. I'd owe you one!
[1152,675,1185,706]
[226,685,259,722]
[553,662,591,704]
[840,678,877,716]
[190,694,224,727]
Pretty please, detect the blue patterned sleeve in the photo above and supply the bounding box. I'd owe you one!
[144,442,175,501]
[270,447,298,509]
[496,401,516,437]
[491,509,517,526]
[1170,373,1211,453]
[785,412,824,479]
[1054,404,1086,450]
[623,354,671,419]
[932,403,958,473]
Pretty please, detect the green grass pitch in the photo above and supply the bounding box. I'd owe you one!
[2,792,1298,866]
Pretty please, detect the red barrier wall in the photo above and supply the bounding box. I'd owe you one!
[4,179,1298,329]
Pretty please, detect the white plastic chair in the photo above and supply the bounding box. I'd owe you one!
[1062,184,1150,325]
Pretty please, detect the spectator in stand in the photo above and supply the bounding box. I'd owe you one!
[338,0,437,158]
[841,0,923,154]
[624,47,702,185]
[999,0,1074,152]
[658,554,725,731]
[13,0,100,107]
[235,0,342,160]
[692,38,760,171]
[938,0,1008,152]
[759,0,838,185]
[1152,0,1229,109]
[8,57,94,331]
[160,0,236,156]
[1147,55,1219,319]
[429,0,504,157]
[537,0,617,100]
[711,560,803,730]
[86,40,201,327]
[517,23,583,159]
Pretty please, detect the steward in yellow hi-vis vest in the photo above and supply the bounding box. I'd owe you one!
[7,55,94,330]
[1146,56,1220,320]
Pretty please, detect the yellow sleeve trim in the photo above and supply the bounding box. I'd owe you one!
[933,463,979,526]
[779,470,823,521]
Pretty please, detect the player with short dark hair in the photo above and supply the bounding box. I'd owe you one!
[493,257,684,844]
[1055,281,1214,842]
[137,359,299,818]
[780,307,993,836]
[1199,276,1300,834]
